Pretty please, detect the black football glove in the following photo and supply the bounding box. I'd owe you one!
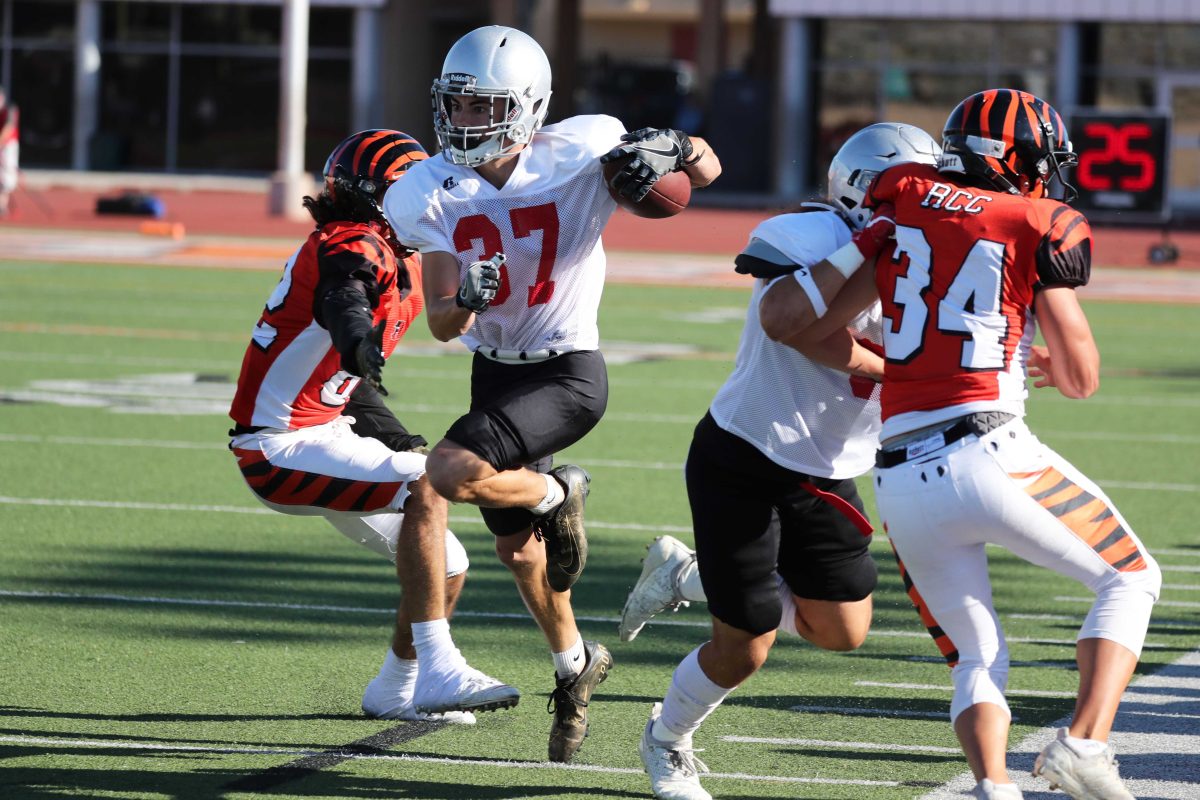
[353,319,389,396]
[600,128,694,202]
[455,254,503,314]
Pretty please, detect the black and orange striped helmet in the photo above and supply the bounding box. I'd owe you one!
[940,89,1078,201]
[322,129,427,217]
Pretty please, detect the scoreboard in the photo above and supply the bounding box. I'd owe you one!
[1068,110,1171,221]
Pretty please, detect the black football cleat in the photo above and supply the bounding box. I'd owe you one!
[535,465,590,593]
[547,640,613,762]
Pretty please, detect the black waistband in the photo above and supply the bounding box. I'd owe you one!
[229,424,266,436]
[876,411,1015,468]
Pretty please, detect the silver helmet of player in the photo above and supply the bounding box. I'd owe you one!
[431,26,553,167]
[827,123,941,229]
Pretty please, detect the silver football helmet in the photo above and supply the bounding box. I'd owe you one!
[432,26,553,167]
[827,123,941,229]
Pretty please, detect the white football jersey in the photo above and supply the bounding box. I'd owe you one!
[708,210,884,479]
[384,114,626,354]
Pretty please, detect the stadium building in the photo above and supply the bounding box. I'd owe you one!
[7,0,1200,215]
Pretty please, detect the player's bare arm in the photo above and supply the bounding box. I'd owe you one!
[422,250,479,341]
[760,262,878,346]
[679,134,721,187]
[782,327,884,380]
[1033,285,1100,399]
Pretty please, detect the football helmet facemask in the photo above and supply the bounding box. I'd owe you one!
[432,26,553,167]
[940,89,1078,201]
[827,123,942,229]
[323,129,427,222]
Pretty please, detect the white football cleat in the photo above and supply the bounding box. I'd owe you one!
[412,657,520,715]
[361,675,476,724]
[619,536,694,642]
[970,778,1023,799]
[639,702,711,800]
[1033,727,1134,800]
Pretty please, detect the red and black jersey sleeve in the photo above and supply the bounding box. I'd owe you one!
[861,163,911,210]
[1034,203,1091,289]
[316,223,394,309]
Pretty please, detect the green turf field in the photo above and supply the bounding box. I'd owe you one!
[0,260,1197,799]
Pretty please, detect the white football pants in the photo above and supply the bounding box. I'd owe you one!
[231,416,468,576]
[874,416,1160,722]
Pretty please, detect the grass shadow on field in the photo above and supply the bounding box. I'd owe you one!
[0,756,648,799]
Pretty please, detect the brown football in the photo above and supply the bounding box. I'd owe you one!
[603,158,692,219]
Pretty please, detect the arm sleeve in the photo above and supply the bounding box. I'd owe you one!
[1034,204,1092,289]
[314,227,389,373]
[342,383,428,452]
[734,238,802,279]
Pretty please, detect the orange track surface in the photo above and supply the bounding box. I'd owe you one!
[5,182,1198,270]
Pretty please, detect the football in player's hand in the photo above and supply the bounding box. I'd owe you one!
[603,157,692,219]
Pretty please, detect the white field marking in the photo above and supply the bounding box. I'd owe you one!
[0,433,217,450]
[1164,584,1200,591]
[1056,594,1200,609]
[0,350,235,370]
[854,681,1076,699]
[0,734,903,787]
[1007,613,1200,629]
[1040,393,1200,408]
[1152,548,1200,557]
[921,650,1200,800]
[871,630,1167,650]
[0,587,1177,667]
[788,704,950,719]
[0,495,694,533]
[1,431,1196,492]
[906,656,1074,670]
[1039,429,1200,445]
[721,736,960,754]
[1162,564,1200,573]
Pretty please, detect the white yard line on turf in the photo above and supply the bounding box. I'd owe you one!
[6,430,1197,488]
[721,736,960,754]
[854,682,1076,699]
[5,588,1175,653]
[0,495,693,533]
[920,649,1200,800]
[0,734,904,787]
[1056,594,1200,609]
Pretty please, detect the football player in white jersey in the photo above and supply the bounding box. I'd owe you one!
[623,124,941,800]
[384,25,720,762]
[229,131,519,724]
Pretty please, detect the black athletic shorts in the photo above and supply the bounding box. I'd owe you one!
[445,349,608,536]
[686,411,877,635]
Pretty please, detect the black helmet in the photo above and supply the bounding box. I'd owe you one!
[940,89,1077,201]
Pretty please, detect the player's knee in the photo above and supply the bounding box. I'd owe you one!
[444,529,469,578]
[406,474,448,513]
[792,597,872,652]
[709,627,774,683]
[494,530,540,572]
[423,447,474,503]
[950,661,1011,722]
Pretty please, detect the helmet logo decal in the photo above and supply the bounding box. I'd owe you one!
[963,135,1007,159]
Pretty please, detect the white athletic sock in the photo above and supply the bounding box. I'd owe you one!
[1064,732,1110,756]
[653,647,733,745]
[678,556,706,603]
[374,652,422,695]
[776,574,800,636]
[553,635,586,680]
[379,649,419,686]
[411,618,457,671]
[527,473,565,515]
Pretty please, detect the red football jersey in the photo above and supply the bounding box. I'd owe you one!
[229,221,423,430]
[865,162,1091,425]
